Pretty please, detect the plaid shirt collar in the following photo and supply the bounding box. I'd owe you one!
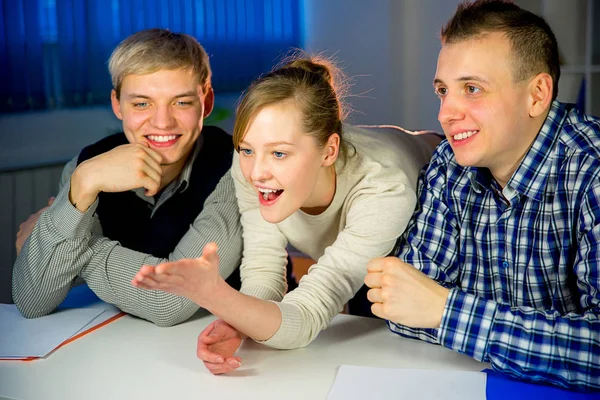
[469,101,568,202]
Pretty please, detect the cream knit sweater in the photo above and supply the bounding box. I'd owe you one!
[231,124,434,349]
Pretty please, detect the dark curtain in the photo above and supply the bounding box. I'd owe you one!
[0,0,301,112]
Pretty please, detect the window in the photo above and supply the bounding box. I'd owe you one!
[1,0,302,112]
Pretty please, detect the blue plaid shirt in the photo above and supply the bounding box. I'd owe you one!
[391,101,600,391]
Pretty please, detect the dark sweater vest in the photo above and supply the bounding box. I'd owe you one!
[77,127,234,258]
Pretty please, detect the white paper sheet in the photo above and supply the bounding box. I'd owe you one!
[328,365,486,400]
[64,297,123,338]
[0,305,104,358]
[0,284,123,359]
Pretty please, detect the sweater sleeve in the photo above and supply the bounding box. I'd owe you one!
[265,178,417,349]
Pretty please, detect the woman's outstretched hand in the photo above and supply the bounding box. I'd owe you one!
[132,242,222,307]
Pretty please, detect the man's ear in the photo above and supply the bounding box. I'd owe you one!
[111,89,123,120]
[528,72,553,118]
[322,133,340,167]
[203,86,215,119]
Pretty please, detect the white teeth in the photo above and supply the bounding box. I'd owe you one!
[148,135,178,142]
[453,130,477,141]
[258,188,281,201]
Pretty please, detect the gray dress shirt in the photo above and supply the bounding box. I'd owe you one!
[12,139,242,326]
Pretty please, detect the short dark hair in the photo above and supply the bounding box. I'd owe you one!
[441,0,560,100]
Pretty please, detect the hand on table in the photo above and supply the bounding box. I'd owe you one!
[131,242,223,307]
[197,319,243,375]
[16,196,55,256]
[364,257,450,328]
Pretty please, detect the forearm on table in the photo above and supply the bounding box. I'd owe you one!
[12,184,97,318]
[438,289,600,391]
[11,178,197,325]
[83,171,242,326]
[81,242,200,327]
[202,280,282,341]
[12,232,90,318]
[85,242,239,327]
[387,322,441,344]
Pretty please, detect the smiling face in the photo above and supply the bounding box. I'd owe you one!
[238,102,339,223]
[434,32,541,185]
[111,68,214,180]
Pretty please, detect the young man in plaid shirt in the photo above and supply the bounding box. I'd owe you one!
[365,0,599,392]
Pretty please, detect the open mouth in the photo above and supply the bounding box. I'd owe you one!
[257,188,284,205]
[145,134,182,147]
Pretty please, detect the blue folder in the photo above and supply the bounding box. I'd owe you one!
[484,369,600,400]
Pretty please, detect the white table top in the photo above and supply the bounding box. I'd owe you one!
[0,312,487,400]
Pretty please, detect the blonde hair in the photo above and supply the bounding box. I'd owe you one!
[108,28,212,99]
[233,52,352,161]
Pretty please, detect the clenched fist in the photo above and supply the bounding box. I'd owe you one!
[364,257,450,328]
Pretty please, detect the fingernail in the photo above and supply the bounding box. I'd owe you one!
[216,357,224,363]
[228,360,241,367]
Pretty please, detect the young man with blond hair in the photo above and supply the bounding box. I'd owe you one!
[13,29,243,326]
[365,0,600,392]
